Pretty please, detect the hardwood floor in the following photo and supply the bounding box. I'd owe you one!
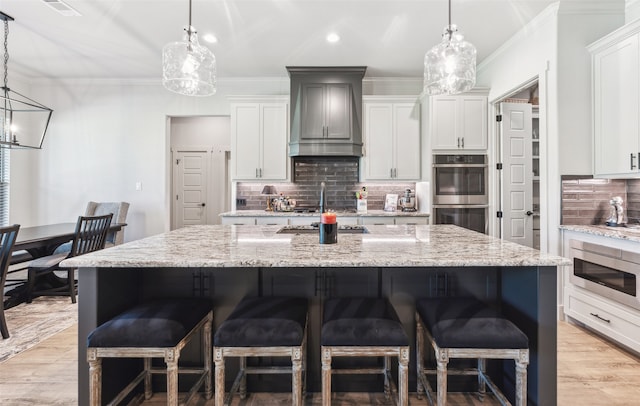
[1,320,640,405]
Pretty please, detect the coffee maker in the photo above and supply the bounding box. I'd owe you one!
[399,188,416,212]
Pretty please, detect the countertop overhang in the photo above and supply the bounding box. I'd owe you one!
[62,224,570,269]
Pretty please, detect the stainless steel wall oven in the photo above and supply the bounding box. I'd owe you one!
[569,240,640,311]
[433,155,488,234]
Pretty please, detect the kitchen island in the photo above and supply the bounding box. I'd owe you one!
[63,224,569,406]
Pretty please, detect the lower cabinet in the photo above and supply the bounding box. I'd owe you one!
[222,215,429,226]
[565,284,640,353]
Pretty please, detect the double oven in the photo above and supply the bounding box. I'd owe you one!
[432,154,488,234]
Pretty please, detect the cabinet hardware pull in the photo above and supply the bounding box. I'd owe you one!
[461,137,464,148]
[590,312,611,323]
[390,168,393,178]
[394,168,397,178]
[457,137,460,148]
[631,153,637,170]
[260,168,263,178]
[255,168,258,178]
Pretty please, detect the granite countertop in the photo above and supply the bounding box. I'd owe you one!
[560,224,640,243]
[219,210,429,217]
[62,224,569,269]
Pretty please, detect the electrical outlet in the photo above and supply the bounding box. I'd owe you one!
[236,198,247,206]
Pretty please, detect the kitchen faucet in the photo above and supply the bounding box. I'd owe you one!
[319,181,327,213]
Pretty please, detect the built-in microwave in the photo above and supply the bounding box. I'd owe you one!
[432,155,488,205]
[569,239,640,311]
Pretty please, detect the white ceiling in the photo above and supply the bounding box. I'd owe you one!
[0,0,611,80]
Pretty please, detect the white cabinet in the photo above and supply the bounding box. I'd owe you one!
[230,97,288,181]
[589,21,640,178]
[363,97,421,180]
[430,93,488,151]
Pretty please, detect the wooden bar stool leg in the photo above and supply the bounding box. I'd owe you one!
[87,350,101,406]
[214,349,225,406]
[436,349,449,406]
[477,358,486,401]
[165,350,179,406]
[143,358,152,399]
[383,355,391,399]
[416,317,424,400]
[399,347,409,406]
[516,357,528,406]
[239,356,247,399]
[204,318,213,399]
[292,348,303,406]
[321,348,331,406]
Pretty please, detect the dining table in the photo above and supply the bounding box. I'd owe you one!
[3,222,127,309]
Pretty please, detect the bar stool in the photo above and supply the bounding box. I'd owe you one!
[415,297,529,406]
[213,296,308,406]
[321,297,410,406]
[86,298,213,406]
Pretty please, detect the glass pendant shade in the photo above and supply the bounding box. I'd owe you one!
[424,24,476,96]
[162,26,216,96]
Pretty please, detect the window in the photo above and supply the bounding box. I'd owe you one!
[0,149,9,226]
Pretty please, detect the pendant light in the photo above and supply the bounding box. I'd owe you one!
[162,0,216,96]
[424,0,476,96]
[0,12,53,150]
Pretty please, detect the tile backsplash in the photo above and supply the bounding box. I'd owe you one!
[236,157,415,211]
[561,176,640,225]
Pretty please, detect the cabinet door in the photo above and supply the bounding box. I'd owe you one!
[459,96,488,150]
[365,103,394,180]
[325,84,351,139]
[594,34,640,177]
[260,103,288,180]
[431,97,458,150]
[394,103,421,179]
[301,83,326,139]
[232,103,261,180]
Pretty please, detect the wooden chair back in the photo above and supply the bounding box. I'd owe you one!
[69,214,113,258]
[1,224,20,338]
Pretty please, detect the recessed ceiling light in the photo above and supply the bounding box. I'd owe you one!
[202,34,218,44]
[326,33,340,43]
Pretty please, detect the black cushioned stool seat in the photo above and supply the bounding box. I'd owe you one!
[213,296,308,406]
[86,298,213,406]
[415,297,529,406]
[321,297,410,406]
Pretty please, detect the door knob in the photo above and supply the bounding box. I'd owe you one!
[201,203,206,207]
[526,210,533,216]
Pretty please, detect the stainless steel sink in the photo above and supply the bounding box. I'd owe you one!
[276,225,369,234]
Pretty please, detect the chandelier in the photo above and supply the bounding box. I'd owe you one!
[424,0,476,96]
[0,12,53,149]
[162,0,216,96]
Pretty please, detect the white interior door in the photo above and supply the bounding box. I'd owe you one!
[501,102,533,247]
[174,150,209,228]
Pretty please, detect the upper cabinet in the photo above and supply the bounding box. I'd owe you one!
[589,21,640,178]
[362,96,421,181]
[230,96,289,181]
[301,83,351,140]
[430,92,488,151]
[287,66,366,157]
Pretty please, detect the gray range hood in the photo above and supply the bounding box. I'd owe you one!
[287,66,366,157]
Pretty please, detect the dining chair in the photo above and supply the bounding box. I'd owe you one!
[1,224,20,339]
[27,214,113,304]
[84,201,129,246]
